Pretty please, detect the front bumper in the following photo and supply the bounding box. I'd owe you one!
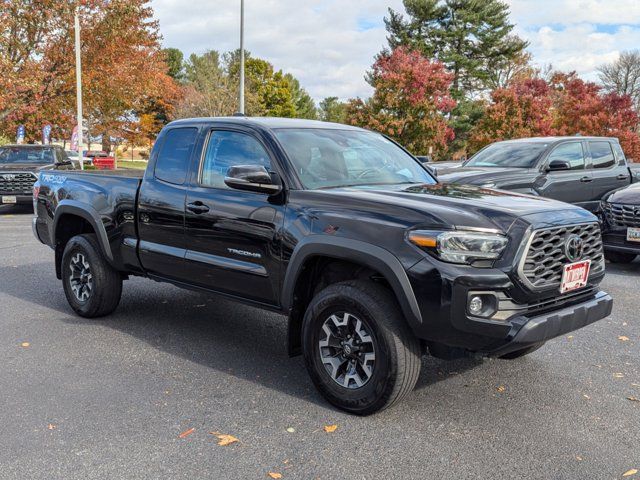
[1,194,32,205]
[602,229,640,255]
[483,290,613,357]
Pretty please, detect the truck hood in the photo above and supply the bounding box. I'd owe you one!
[436,166,531,185]
[0,163,53,172]
[319,183,591,232]
[605,182,640,204]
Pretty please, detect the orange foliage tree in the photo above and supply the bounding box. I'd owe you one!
[0,0,177,147]
[346,47,456,157]
[470,72,640,159]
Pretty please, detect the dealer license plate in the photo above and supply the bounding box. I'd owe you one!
[627,227,640,243]
[1,196,17,204]
[560,260,591,294]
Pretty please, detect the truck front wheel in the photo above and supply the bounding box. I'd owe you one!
[302,280,421,415]
[61,234,122,318]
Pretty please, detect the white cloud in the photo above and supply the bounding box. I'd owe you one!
[152,0,640,101]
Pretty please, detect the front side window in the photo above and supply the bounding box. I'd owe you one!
[274,128,435,190]
[546,142,585,170]
[154,128,198,185]
[589,141,616,169]
[200,131,271,189]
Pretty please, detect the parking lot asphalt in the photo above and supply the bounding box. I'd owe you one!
[0,205,638,480]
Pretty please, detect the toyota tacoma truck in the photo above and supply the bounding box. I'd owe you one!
[436,136,639,212]
[0,144,78,207]
[32,118,613,415]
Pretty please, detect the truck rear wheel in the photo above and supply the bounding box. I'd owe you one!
[302,280,421,415]
[605,250,637,264]
[61,234,122,318]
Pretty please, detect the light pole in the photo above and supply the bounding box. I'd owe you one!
[239,0,245,115]
[74,6,84,170]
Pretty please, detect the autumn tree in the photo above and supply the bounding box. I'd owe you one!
[0,0,177,147]
[469,78,554,150]
[346,47,455,157]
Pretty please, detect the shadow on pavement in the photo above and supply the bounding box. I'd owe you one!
[0,259,486,409]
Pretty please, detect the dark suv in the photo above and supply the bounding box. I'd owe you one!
[0,144,76,207]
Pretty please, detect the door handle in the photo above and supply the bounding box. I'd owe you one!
[617,174,629,180]
[187,202,210,214]
[580,176,593,183]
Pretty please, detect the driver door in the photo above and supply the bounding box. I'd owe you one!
[539,141,593,207]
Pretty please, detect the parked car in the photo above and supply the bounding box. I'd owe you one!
[437,137,640,212]
[65,150,92,166]
[84,150,116,170]
[601,183,640,263]
[33,118,613,414]
[0,144,77,207]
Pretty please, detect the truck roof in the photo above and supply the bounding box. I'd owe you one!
[498,136,619,143]
[167,116,365,131]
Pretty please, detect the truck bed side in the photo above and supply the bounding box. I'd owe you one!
[34,170,144,277]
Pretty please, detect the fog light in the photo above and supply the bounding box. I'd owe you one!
[469,296,484,316]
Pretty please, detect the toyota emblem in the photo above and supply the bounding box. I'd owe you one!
[564,234,585,262]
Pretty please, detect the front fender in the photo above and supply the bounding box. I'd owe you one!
[281,235,422,328]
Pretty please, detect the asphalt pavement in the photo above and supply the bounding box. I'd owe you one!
[0,205,638,479]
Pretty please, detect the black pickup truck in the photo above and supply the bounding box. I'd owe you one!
[33,118,613,414]
[0,144,78,207]
[436,137,639,212]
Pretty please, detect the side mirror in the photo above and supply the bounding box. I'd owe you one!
[224,165,282,195]
[547,159,571,172]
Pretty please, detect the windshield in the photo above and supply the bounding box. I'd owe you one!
[274,128,436,189]
[0,146,55,164]
[466,142,549,168]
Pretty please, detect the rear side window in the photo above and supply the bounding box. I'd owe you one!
[547,142,585,170]
[154,128,198,185]
[588,141,615,169]
[612,143,627,165]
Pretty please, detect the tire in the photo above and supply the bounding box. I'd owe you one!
[302,280,421,415]
[605,250,637,264]
[499,342,545,360]
[61,234,122,318]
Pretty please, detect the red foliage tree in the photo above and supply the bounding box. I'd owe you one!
[346,47,456,157]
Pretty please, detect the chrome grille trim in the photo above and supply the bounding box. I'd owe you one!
[602,202,640,228]
[0,172,37,195]
[517,222,605,291]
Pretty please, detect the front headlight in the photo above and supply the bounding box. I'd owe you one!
[408,229,508,265]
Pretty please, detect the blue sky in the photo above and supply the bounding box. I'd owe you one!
[153,0,640,100]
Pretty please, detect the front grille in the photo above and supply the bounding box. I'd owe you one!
[519,223,605,290]
[602,202,640,228]
[0,172,37,195]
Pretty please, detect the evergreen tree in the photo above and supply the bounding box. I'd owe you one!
[385,0,528,97]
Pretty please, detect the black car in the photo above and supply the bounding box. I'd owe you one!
[0,144,77,207]
[32,118,613,414]
[601,183,640,263]
[436,137,640,212]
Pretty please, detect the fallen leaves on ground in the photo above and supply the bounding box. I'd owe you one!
[210,432,239,446]
[628,397,640,403]
[614,373,625,378]
[178,428,195,439]
[47,424,56,430]
[323,425,338,433]
[20,342,30,348]
[267,473,282,479]
[496,385,506,393]
[623,469,638,477]
[619,336,630,342]
[286,427,295,433]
